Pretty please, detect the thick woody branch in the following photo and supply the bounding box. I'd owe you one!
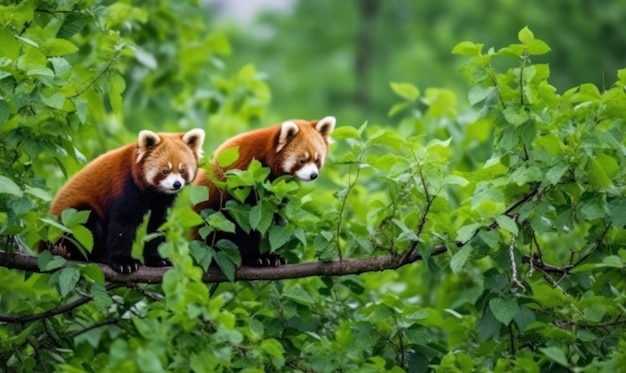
[0,246,448,284]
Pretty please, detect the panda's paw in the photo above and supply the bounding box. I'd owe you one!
[255,254,287,267]
[108,257,142,274]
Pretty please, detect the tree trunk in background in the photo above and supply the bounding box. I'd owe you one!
[354,0,380,107]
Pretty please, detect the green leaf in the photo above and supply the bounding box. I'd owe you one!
[216,239,241,266]
[249,203,273,233]
[190,185,209,205]
[217,146,239,167]
[40,217,72,234]
[518,26,534,44]
[456,223,481,243]
[190,239,211,266]
[268,225,292,252]
[450,246,473,274]
[608,198,626,226]
[109,73,125,114]
[477,309,501,341]
[495,215,518,236]
[207,211,236,233]
[38,250,67,272]
[24,186,52,201]
[58,267,80,297]
[40,38,79,56]
[489,297,520,326]
[91,282,112,314]
[526,39,551,55]
[71,225,94,252]
[136,348,164,373]
[261,338,285,367]
[81,263,105,284]
[0,175,22,197]
[0,28,20,60]
[214,251,236,281]
[284,287,314,306]
[540,347,569,367]
[468,86,495,106]
[57,12,91,39]
[502,105,529,126]
[587,157,611,188]
[331,126,361,140]
[452,41,483,56]
[513,306,536,331]
[392,218,419,242]
[61,209,90,227]
[40,92,65,109]
[545,163,568,185]
[390,82,420,101]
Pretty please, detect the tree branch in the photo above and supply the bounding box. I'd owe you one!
[0,246,448,285]
[0,283,122,324]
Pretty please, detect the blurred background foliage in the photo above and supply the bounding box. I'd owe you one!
[213,0,626,125]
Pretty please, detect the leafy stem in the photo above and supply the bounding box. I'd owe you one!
[334,158,363,262]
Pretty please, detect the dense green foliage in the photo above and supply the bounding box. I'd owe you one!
[1,1,625,372]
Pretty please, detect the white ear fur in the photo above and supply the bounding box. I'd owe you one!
[276,121,299,153]
[315,116,336,137]
[137,130,161,163]
[183,128,206,159]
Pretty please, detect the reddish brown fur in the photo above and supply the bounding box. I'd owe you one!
[50,132,199,220]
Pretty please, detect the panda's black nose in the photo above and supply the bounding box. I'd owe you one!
[310,173,318,180]
[173,181,182,189]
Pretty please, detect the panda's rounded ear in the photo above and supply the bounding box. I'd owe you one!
[137,130,161,163]
[315,116,336,139]
[276,121,299,153]
[183,128,206,159]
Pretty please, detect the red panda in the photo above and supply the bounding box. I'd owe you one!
[47,129,205,273]
[192,116,335,266]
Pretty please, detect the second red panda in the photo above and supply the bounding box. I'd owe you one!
[192,116,336,266]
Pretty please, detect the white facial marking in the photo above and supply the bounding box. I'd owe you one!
[145,167,159,185]
[282,156,297,173]
[158,173,186,194]
[294,163,319,181]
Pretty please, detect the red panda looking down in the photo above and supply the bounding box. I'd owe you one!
[191,116,335,266]
[47,129,206,273]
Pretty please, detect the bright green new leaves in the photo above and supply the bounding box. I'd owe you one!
[518,26,551,55]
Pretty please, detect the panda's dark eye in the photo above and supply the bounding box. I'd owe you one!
[162,169,170,175]
[299,159,306,165]
[180,169,185,175]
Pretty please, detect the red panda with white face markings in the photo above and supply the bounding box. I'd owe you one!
[46,129,205,273]
[191,116,335,266]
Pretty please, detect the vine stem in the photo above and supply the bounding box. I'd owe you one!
[69,47,122,99]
